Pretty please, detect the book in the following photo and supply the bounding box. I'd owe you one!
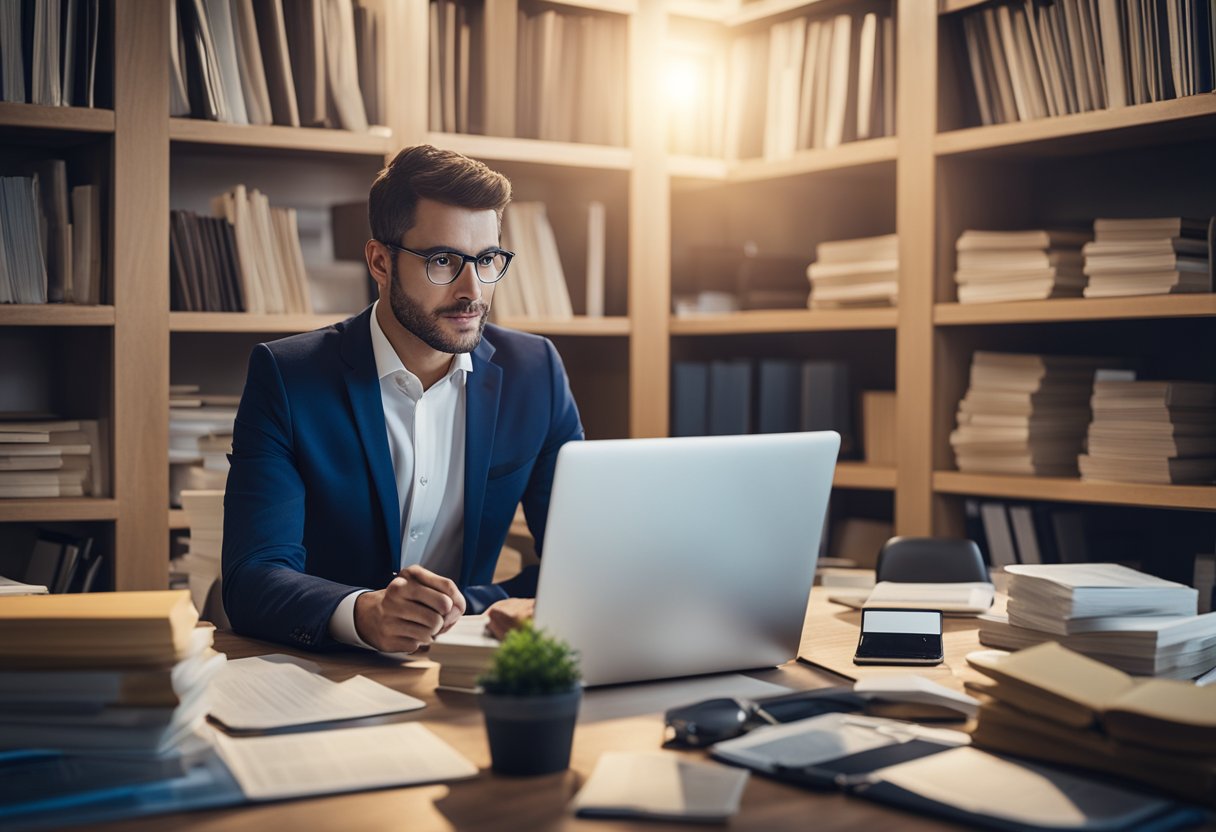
[969,642,1216,753]
[0,590,200,668]
[428,614,499,692]
[572,751,748,823]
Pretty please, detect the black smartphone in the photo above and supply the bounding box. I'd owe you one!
[853,608,944,666]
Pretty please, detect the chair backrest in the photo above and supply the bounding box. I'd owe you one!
[875,537,990,583]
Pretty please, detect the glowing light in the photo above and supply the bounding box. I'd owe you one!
[664,57,702,105]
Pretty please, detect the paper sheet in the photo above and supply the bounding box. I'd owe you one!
[213,722,478,801]
[209,655,424,730]
[572,751,749,821]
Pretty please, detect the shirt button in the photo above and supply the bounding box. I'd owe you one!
[419,475,428,486]
[409,529,420,541]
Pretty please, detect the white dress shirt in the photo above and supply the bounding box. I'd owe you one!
[329,301,472,648]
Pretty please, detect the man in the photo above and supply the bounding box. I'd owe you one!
[222,145,582,653]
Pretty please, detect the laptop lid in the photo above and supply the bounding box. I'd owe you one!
[534,432,839,687]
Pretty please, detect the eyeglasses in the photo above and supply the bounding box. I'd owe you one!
[663,688,867,749]
[379,241,515,286]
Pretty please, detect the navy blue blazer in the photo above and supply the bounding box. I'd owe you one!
[221,305,583,651]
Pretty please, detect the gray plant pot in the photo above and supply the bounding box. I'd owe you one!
[479,687,581,776]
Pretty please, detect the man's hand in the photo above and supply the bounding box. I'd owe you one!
[353,564,467,653]
[485,597,536,640]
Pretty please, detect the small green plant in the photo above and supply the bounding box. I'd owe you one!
[478,621,581,696]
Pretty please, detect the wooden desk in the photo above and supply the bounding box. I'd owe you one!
[68,592,1176,832]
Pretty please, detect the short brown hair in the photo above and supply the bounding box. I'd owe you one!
[368,145,512,245]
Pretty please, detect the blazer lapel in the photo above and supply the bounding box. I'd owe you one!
[340,307,401,568]
[461,336,501,587]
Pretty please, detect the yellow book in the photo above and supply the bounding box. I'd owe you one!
[0,590,198,667]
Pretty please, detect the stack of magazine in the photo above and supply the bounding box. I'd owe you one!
[978,563,1215,679]
[968,642,1216,807]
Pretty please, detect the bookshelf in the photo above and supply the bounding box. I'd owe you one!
[2,0,1212,592]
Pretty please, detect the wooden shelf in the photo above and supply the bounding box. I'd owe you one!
[169,118,392,155]
[729,137,898,182]
[494,316,631,336]
[550,0,636,12]
[0,103,115,133]
[426,133,633,170]
[169,312,353,333]
[935,95,1216,158]
[668,154,730,182]
[0,305,115,326]
[670,308,896,334]
[726,0,831,26]
[934,295,1216,326]
[938,0,989,13]
[934,471,1216,511]
[0,499,119,523]
[834,463,897,491]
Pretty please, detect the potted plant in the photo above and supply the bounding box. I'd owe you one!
[478,621,581,776]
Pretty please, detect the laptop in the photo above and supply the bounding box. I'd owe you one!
[533,432,839,687]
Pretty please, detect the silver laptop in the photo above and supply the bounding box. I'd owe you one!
[533,432,839,687]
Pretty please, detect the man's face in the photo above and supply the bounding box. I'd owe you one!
[386,198,499,355]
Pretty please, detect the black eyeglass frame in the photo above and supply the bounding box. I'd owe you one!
[378,240,515,285]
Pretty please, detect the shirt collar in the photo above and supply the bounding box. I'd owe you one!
[369,300,473,384]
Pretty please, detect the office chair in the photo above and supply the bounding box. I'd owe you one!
[875,537,990,584]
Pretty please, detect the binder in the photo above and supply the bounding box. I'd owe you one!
[711,713,1204,832]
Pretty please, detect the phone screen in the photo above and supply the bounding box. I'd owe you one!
[855,608,944,663]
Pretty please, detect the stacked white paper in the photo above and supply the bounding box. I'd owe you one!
[978,564,1212,679]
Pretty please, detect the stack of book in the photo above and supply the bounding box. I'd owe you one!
[493,202,575,321]
[171,185,313,314]
[671,358,854,451]
[957,0,1216,125]
[1079,380,1216,485]
[978,563,1214,679]
[515,7,628,146]
[428,614,499,692]
[427,0,483,135]
[18,529,102,595]
[952,229,1090,303]
[0,161,102,306]
[721,9,895,161]
[171,0,382,130]
[0,591,224,753]
[0,418,107,498]
[950,352,1114,476]
[176,490,226,626]
[0,591,229,824]
[169,390,236,507]
[806,233,898,310]
[1082,217,1213,298]
[0,0,104,107]
[968,642,1216,807]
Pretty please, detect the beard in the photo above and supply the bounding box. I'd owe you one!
[388,259,489,354]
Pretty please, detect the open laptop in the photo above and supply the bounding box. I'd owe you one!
[533,432,839,687]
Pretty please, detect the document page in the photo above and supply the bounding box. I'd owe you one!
[213,722,478,801]
[865,582,995,614]
[209,655,424,731]
[573,751,749,821]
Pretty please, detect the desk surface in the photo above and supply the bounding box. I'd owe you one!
[72,590,1195,832]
